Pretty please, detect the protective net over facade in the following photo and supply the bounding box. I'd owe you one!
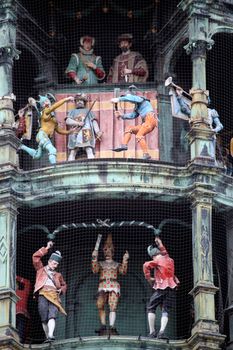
[0,0,233,349]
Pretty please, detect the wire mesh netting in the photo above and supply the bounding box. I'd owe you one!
[17,200,193,342]
[10,0,232,346]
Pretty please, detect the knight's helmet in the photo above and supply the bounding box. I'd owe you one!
[147,244,160,258]
[74,93,88,108]
[103,233,114,256]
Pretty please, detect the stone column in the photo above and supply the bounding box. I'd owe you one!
[0,197,18,338]
[226,213,233,349]
[189,189,225,348]
[0,0,20,345]
[185,39,216,166]
[0,0,20,168]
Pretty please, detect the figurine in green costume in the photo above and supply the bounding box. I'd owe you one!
[66,36,105,85]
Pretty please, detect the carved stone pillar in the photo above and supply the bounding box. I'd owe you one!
[184,40,216,166]
[0,0,20,344]
[188,189,225,348]
[225,212,233,349]
[0,0,20,167]
[0,197,18,339]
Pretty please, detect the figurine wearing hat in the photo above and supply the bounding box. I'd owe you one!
[143,236,179,339]
[111,85,158,160]
[107,33,148,83]
[66,93,102,160]
[32,241,67,342]
[92,234,129,335]
[18,94,77,164]
[66,35,105,85]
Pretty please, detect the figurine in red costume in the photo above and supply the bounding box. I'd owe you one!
[143,237,179,339]
[32,241,67,343]
[92,234,129,335]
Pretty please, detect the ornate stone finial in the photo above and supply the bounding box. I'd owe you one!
[184,39,214,59]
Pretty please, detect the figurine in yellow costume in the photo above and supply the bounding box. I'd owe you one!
[19,94,78,164]
[92,234,129,335]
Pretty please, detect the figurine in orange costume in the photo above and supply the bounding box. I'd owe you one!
[111,85,158,160]
[92,234,129,335]
[143,237,179,339]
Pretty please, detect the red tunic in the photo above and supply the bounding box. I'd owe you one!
[143,245,179,290]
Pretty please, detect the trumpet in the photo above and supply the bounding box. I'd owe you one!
[164,76,191,98]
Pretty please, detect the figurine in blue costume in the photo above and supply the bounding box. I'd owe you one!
[66,36,105,85]
[18,94,78,164]
[111,85,158,160]
[175,87,223,133]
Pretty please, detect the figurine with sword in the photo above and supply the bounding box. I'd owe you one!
[92,233,129,335]
[66,93,103,160]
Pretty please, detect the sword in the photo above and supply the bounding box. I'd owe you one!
[94,234,102,251]
[113,88,120,111]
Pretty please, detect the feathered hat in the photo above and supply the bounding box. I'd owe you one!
[147,245,160,258]
[50,250,62,263]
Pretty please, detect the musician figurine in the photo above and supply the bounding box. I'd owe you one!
[166,77,223,163]
[166,77,223,134]
[92,234,129,335]
[66,93,102,160]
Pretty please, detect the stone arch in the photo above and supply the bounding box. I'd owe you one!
[209,26,233,41]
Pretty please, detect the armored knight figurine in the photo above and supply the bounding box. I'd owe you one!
[66,93,102,160]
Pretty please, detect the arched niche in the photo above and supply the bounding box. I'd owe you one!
[13,45,39,109]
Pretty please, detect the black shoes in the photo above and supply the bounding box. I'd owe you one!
[157,331,169,340]
[95,325,119,336]
[148,330,157,338]
[109,326,119,335]
[147,331,169,341]
[44,336,55,343]
[95,325,107,335]
[143,153,152,160]
[112,144,128,152]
